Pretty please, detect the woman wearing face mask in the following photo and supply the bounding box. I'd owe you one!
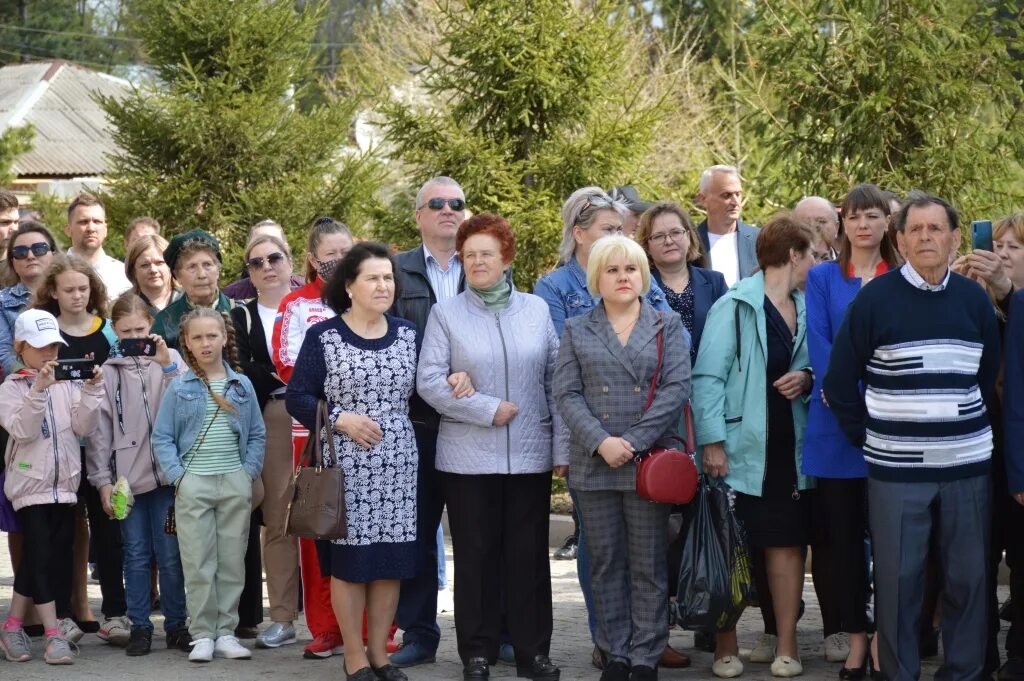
[417,213,565,681]
[271,216,357,661]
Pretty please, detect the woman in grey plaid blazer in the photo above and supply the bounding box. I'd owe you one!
[554,236,690,681]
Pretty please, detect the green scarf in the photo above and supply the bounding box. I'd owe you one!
[470,276,512,313]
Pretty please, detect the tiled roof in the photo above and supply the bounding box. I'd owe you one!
[0,60,131,177]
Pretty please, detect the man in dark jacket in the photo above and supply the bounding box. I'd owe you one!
[388,176,467,668]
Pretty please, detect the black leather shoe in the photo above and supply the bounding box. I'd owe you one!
[464,657,490,680]
[347,667,378,681]
[372,664,408,681]
[517,654,560,681]
[839,661,868,680]
[126,626,152,656]
[630,665,657,681]
[600,660,631,681]
[166,625,192,652]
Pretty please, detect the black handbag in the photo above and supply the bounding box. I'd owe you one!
[284,400,348,540]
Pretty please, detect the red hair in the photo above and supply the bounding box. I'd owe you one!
[456,213,516,264]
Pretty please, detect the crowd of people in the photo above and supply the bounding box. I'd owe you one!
[0,168,1018,681]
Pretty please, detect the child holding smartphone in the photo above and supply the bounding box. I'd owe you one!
[152,307,265,663]
[0,309,103,664]
[85,292,190,656]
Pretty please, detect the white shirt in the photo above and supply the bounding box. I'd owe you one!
[257,303,286,396]
[423,245,462,303]
[67,248,133,301]
[900,261,950,292]
[708,231,740,288]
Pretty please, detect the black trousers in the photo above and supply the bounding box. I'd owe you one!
[15,503,75,605]
[443,471,553,666]
[238,509,264,628]
[811,477,869,635]
[76,447,126,619]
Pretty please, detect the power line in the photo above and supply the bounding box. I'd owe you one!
[0,22,359,48]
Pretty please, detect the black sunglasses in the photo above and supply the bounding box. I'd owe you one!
[11,242,51,260]
[246,252,286,270]
[421,197,466,212]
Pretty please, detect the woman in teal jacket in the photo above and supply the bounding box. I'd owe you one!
[692,215,816,679]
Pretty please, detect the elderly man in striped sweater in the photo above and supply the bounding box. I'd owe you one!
[824,191,1001,681]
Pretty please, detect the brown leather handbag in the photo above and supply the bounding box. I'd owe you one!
[634,320,699,505]
[285,400,348,540]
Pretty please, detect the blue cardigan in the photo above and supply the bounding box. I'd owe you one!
[802,262,871,478]
[653,264,726,363]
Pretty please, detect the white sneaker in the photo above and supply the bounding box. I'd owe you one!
[189,637,214,663]
[57,618,84,645]
[771,655,803,677]
[214,635,252,659]
[437,588,454,613]
[750,633,778,663]
[98,615,132,646]
[824,632,850,662]
[713,655,744,678]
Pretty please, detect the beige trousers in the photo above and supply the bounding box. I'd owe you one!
[260,398,300,623]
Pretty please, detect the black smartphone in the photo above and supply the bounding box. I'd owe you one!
[972,219,994,252]
[120,338,157,357]
[54,358,97,381]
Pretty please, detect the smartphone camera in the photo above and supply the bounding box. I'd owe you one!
[120,338,157,357]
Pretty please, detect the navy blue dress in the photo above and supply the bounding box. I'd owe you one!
[286,314,419,582]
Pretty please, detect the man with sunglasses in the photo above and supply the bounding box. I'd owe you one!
[222,220,304,301]
[389,176,468,669]
[0,190,21,287]
[64,193,132,301]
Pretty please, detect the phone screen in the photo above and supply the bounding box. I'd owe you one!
[54,359,97,381]
[120,338,156,357]
[972,219,994,252]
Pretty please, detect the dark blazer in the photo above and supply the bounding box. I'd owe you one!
[553,301,690,492]
[697,219,760,282]
[231,299,286,412]
[653,264,727,362]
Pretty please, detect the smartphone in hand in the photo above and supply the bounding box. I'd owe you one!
[120,338,157,357]
[54,358,98,381]
[972,219,994,252]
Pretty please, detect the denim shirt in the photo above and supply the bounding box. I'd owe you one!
[0,282,30,377]
[533,256,686,343]
[151,361,266,483]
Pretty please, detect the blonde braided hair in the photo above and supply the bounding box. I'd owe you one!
[178,307,241,414]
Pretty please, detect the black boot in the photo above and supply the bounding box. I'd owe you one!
[516,654,560,681]
[126,626,152,656]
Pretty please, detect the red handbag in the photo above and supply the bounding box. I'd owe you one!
[634,321,699,505]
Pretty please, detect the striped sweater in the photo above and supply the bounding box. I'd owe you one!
[822,270,1000,482]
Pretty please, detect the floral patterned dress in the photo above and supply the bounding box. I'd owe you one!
[286,313,418,582]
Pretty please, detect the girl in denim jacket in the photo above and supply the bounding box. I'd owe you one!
[152,307,265,664]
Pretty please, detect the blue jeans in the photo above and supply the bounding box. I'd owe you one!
[437,524,448,589]
[569,488,598,640]
[120,485,187,631]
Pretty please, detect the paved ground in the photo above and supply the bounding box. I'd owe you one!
[0,534,1004,680]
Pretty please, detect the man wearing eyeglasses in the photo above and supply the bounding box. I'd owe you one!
[794,196,840,261]
[0,190,21,287]
[696,165,760,287]
[65,193,132,301]
[388,176,468,669]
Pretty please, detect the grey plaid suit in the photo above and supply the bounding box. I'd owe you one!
[553,301,690,668]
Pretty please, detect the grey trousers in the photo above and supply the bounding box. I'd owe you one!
[868,475,990,681]
[574,488,671,668]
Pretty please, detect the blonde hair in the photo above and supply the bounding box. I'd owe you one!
[244,233,292,262]
[125,234,172,292]
[994,214,1024,247]
[586,235,651,297]
[178,307,241,414]
[558,187,627,264]
[110,291,154,326]
[31,255,109,318]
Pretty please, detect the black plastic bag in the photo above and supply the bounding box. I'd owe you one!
[675,477,756,631]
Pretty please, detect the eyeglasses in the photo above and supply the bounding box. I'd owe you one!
[420,197,466,212]
[246,252,287,270]
[11,242,51,259]
[647,229,689,246]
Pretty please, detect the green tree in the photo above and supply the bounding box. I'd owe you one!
[0,124,33,185]
[357,0,718,288]
[97,0,383,276]
[728,0,1024,219]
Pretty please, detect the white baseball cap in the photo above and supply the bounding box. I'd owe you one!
[14,309,68,349]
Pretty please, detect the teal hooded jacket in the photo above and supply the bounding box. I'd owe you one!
[691,271,814,496]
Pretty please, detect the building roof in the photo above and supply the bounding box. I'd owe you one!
[0,60,131,178]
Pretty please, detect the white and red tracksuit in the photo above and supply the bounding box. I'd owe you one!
[273,281,395,646]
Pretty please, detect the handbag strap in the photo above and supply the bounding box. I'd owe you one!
[299,400,340,469]
[643,313,665,412]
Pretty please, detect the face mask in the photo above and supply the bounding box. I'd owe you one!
[318,258,341,282]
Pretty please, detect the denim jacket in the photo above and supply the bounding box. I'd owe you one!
[0,282,30,377]
[533,256,676,338]
[151,361,266,483]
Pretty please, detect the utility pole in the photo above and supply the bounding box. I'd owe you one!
[17,0,27,63]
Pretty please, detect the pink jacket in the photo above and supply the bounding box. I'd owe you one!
[0,372,103,511]
[85,351,185,496]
